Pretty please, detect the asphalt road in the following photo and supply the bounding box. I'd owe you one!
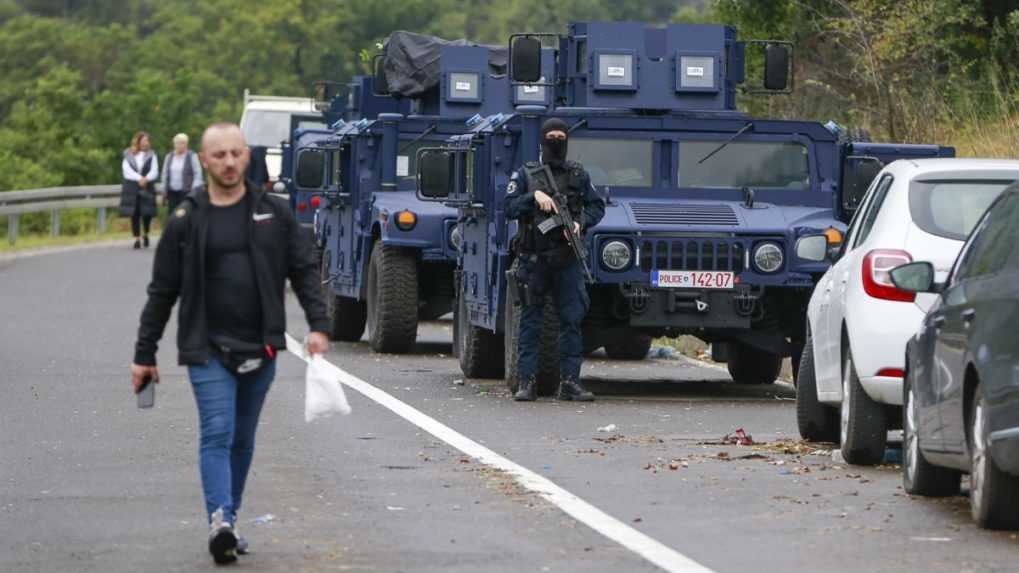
[2,244,1018,572]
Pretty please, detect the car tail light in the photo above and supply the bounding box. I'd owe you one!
[862,249,914,302]
[297,202,307,212]
[877,368,905,378]
[310,196,322,208]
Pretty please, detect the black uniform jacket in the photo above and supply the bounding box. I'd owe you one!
[134,182,329,366]
[504,160,606,241]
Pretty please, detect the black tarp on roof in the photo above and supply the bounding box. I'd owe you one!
[381,31,507,98]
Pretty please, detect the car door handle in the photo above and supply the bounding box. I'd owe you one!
[962,309,976,323]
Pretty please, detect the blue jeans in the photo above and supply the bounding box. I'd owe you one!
[518,257,589,381]
[188,356,276,524]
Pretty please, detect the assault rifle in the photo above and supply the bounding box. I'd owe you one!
[525,163,595,283]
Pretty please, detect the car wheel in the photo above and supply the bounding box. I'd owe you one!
[969,385,1019,529]
[796,330,839,443]
[727,342,782,385]
[604,335,652,360]
[840,348,887,465]
[504,286,559,397]
[366,242,419,353]
[321,252,366,342]
[456,292,503,379]
[902,365,960,496]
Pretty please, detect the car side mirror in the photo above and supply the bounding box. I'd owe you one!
[890,262,942,293]
[295,150,325,189]
[794,235,828,262]
[764,44,790,91]
[417,148,453,199]
[510,36,542,83]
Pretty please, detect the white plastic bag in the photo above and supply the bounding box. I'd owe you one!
[304,355,352,422]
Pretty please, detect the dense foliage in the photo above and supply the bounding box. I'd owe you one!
[0,0,1015,192]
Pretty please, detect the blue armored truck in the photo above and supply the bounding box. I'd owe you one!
[312,32,555,353]
[416,21,953,393]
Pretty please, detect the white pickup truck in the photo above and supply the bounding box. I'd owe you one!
[239,89,317,182]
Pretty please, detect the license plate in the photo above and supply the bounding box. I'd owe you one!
[652,270,735,290]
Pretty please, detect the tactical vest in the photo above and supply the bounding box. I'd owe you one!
[519,160,585,259]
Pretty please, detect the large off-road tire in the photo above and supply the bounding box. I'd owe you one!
[604,335,652,361]
[727,342,782,385]
[796,331,839,443]
[840,348,888,466]
[903,366,960,496]
[504,288,559,397]
[321,252,366,342]
[969,384,1019,529]
[456,293,504,379]
[366,242,419,353]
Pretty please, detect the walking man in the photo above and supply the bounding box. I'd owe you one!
[130,122,330,564]
[161,133,204,212]
[504,118,605,402]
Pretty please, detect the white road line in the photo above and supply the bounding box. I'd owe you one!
[285,333,713,573]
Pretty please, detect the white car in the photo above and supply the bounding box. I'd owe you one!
[795,158,1019,464]
[239,90,317,181]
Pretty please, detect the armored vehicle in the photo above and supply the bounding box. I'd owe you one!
[312,32,554,353]
[417,21,953,393]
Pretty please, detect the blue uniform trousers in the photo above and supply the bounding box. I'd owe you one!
[517,257,589,381]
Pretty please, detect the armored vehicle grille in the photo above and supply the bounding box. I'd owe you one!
[630,203,739,226]
[638,239,745,272]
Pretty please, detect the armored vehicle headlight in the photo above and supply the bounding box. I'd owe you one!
[601,240,632,271]
[754,243,784,273]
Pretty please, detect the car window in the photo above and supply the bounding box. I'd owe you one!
[570,138,653,188]
[852,174,894,249]
[678,141,810,190]
[909,179,1013,241]
[953,192,1019,282]
[240,110,293,147]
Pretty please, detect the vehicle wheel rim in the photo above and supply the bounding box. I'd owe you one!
[841,357,852,445]
[905,382,919,483]
[971,399,987,515]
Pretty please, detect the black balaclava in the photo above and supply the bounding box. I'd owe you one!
[540,118,570,167]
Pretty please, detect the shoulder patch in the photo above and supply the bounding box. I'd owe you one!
[506,180,518,194]
[174,207,187,218]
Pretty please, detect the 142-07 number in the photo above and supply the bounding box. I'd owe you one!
[651,270,735,290]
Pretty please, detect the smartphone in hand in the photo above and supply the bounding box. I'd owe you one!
[137,375,155,409]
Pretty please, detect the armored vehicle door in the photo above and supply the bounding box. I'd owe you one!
[840,143,954,219]
[330,140,360,295]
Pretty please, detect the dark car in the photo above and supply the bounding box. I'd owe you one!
[892,182,1019,530]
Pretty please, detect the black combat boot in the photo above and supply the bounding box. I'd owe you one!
[513,376,537,402]
[557,378,594,402]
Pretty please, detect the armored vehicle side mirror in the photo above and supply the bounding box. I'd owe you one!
[417,148,453,199]
[295,150,325,189]
[511,36,542,83]
[373,55,391,96]
[795,235,828,262]
[890,262,942,294]
[764,44,790,91]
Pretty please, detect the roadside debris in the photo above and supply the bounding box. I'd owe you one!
[597,424,618,433]
[253,514,276,525]
[452,378,465,386]
[386,506,406,511]
[719,428,755,446]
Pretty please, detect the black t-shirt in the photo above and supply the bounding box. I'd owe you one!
[206,194,262,346]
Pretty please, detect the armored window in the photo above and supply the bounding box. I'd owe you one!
[594,51,636,91]
[678,141,809,190]
[295,149,325,189]
[396,140,436,189]
[447,72,481,102]
[567,138,653,188]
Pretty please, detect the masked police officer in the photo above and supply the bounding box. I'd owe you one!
[504,118,605,402]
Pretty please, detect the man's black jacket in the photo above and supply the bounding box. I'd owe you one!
[134,182,329,366]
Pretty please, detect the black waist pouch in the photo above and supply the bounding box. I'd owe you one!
[210,335,273,376]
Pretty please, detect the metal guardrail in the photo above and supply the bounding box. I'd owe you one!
[0,185,120,246]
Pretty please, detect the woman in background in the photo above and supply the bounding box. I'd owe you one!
[119,131,159,249]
